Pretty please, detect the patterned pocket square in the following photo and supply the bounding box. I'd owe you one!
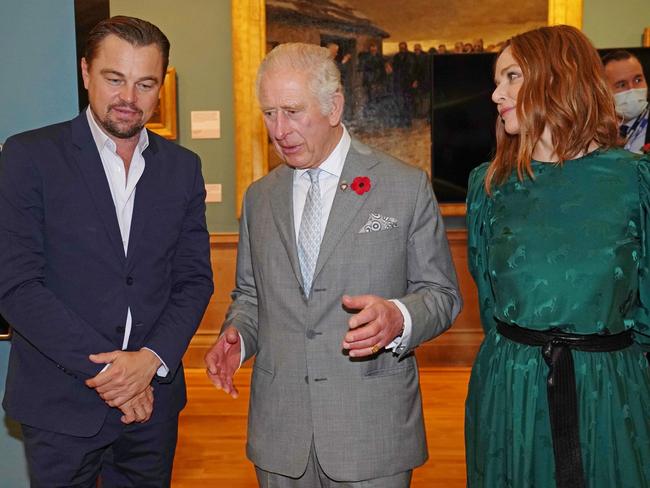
[359,213,399,233]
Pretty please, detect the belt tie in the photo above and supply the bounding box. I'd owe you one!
[496,320,634,488]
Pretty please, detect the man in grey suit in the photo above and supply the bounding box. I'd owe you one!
[205,43,461,487]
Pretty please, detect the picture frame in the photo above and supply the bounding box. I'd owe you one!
[0,314,11,341]
[231,0,583,217]
[146,67,177,140]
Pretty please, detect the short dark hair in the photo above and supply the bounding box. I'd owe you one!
[601,49,637,67]
[85,16,170,77]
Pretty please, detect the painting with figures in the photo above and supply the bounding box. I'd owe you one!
[264,0,547,202]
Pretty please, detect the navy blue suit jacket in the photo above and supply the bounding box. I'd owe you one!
[0,113,213,436]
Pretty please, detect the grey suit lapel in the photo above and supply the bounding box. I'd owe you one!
[313,143,379,281]
[269,165,303,286]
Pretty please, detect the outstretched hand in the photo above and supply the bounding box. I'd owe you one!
[205,326,242,399]
[341,294,404,358]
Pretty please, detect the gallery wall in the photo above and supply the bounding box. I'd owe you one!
[110,0,238,233]
[584,0,649,48]
[110,0,649,234]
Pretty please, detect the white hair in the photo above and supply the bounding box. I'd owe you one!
[256,43,342,115]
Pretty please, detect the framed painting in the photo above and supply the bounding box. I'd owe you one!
[146,67,177,140]
[231,0,583,216]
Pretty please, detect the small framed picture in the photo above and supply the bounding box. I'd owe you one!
[146,67,177,140]
[0,314,11,341]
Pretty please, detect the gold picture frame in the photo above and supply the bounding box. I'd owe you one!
[231,0,583,217]
[0,314,11,341]
[146,67,177,140]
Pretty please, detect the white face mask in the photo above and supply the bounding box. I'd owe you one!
[614,87,648,122]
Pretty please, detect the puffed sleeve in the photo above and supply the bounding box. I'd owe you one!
[466,162,498,334]
[633,156,650,350]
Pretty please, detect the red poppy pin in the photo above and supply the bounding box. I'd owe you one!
[642,142,650,154]
[350,176,371,195]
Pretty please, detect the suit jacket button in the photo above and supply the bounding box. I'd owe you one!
[116,326,125,333]
[304,375,309,384]
[126,276,134,286]
[306,330,316,339]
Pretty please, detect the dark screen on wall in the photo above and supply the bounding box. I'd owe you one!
[430,47,650,203]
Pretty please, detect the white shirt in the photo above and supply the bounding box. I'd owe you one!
[292,128,351,240]
[86,108,168,377]
[238,127,411,363]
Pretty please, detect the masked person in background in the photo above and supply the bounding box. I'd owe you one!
[603,50,649,153]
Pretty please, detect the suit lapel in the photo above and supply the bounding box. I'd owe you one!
[313,143,378,280]
[126,133,159,267]
[269,165,303,286]
[70,114,125,263]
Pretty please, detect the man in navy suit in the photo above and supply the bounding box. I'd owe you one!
[0,16,213,486]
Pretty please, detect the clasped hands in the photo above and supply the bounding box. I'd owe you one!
[85,349,161,424]
[204,294,404,399]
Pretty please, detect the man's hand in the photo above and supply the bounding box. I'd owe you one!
[85,349,161,407]
[119,385,154,424]
[341,294,404,358]
[205,326,241,399]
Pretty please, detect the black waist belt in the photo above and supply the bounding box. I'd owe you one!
[495,321,634,488]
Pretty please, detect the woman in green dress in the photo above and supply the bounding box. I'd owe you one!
[465,25,650,487]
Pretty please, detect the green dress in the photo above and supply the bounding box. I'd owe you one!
[465,148,650,488]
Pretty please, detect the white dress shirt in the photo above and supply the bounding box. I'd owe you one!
[238,126,411,363]
[86,108,168,376]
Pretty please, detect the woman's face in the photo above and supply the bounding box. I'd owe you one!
[492,47,524,135]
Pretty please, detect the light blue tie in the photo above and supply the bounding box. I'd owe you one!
[298,169,322,297]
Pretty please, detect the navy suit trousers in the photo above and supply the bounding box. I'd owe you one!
[22,410,179,488]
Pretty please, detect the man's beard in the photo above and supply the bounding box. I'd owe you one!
[97,102,145,139]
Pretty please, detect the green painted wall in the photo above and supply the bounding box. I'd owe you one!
[110,0,237,232]
[584,0,650,48]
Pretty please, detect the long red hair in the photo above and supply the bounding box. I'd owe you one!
[486,25,618,192]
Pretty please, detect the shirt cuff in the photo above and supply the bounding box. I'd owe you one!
[217,331,246,368]
[386,299,412,354]
[238,332,246,368]
[142,347,169,377]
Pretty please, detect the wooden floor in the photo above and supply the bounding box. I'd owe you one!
[172,367,470,487]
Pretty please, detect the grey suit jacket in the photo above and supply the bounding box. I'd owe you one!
[223,138,461,481]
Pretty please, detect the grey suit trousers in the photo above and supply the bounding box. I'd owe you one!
[255,441,412,488]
